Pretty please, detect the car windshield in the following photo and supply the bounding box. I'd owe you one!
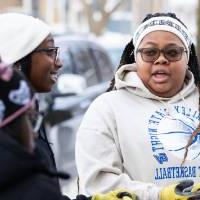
[58,39,113,87]
[106,47,123,67]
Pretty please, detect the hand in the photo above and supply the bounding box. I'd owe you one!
[160,180,200,200]
[92,189,138,200]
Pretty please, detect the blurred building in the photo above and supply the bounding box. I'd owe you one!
[0,0,198,37]
[0,0,69,33]
[132,0,165,29]
[167,0,198,41]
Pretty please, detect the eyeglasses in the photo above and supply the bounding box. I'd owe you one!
[33,47,60,64]
[29,111,44,132]
[136,46,187,62]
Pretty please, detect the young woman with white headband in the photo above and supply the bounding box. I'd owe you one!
[76,13,200,200]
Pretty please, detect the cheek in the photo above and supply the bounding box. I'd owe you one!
[29,63,48,90]
[173,65,187,83]
[136,54,150,74]
[136,61,151,81]
[30,59,55,92]
[30,61,50,79]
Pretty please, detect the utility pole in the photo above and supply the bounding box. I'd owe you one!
[32,0,40,17]
[197,0,200,60]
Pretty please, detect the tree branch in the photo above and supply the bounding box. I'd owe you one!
[107,0,125,15]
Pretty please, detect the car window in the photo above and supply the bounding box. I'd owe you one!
[106,47,123,68]
[90,47,114,82]
[59,43,99,86]
[56,38,114,88]
[72,45,98,86]
[59,49,73,74]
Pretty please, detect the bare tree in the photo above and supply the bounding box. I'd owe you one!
[80,0,125,36]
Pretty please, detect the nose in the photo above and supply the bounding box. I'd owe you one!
[55,57,62,69]
[154,52,169,65]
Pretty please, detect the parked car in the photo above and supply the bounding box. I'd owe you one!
[96,32,132,68]
[40,35,114,180]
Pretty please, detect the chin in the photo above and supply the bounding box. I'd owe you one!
[155,91,174,98]
[36,86,52,93]
[151,86,174,97]
[43,88,52,93]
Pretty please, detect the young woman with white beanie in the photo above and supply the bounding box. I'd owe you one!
[0,12,62,190]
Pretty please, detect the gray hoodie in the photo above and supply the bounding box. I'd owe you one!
[75,63,200,200]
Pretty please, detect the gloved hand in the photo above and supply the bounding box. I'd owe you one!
[92,189,138,200]
[160,180,200,200]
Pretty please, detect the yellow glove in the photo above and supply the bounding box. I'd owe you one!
[191,182,200,193]
[160,180,200,200]
[92,189,138,200]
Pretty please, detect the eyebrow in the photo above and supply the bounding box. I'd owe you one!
[141,42,185,49]
[144,41,181,46]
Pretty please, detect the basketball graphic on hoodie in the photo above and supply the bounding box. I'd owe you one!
[157,113,200,160]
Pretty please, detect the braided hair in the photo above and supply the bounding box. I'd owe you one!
[107,12,200,91]
[106,12,200,165]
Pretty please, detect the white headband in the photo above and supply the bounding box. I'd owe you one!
[133,16,192,61]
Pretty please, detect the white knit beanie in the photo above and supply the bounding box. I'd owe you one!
[0,13,51,64]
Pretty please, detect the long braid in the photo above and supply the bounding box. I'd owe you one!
[118,39,135,67]
[188,44,200,85]
[181,43,200,165]
[106,40,135,92]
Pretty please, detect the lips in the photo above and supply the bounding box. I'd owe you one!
[152,69,170,83]
[50,71,58,83]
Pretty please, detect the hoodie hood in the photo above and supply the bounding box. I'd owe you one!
[115,63,196,103]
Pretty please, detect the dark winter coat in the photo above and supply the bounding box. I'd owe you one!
[0,129,69,200]
[36,100,64,190]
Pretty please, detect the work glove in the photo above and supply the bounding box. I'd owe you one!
[160,180,200,200]
[92,189,138,200]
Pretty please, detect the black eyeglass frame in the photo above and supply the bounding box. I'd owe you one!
[136,46,187,62]
[33,47,60,64]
